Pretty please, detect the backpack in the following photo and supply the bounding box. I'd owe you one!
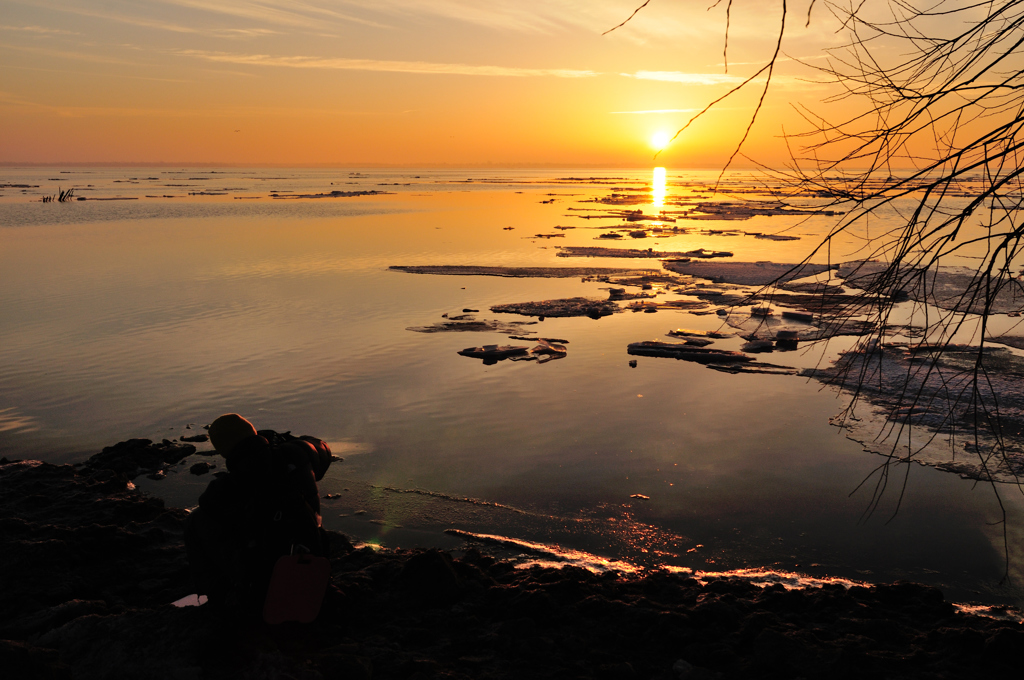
[237,430,332,622]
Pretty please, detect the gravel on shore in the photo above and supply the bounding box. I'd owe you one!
[2,443,1023,680]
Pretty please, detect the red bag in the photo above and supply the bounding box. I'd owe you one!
[262,553,331,624]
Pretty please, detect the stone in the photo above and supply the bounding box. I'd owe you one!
[188,462,214,475]
[81,439,196,480]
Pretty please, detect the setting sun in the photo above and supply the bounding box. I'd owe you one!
[651,131,671,151]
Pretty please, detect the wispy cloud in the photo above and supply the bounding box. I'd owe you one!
[161,1,701,39]
[0,25,81,36]
[338,0,703,39]
[624,70,827,92]
[609,108,700,115]
[160,0,390,30]
[623,71,742,86]
[338,0,566,34]
[0,90,398,117]
[29,4,282,39]
[176,49,597,77]
[6,63,190,82]
[0,43,142,66]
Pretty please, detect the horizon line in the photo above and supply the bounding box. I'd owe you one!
[0,160,759,170]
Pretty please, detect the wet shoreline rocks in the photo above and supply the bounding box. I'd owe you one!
[3,449,1024,679]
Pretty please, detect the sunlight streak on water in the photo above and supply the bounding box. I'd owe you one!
[652,167,666,207]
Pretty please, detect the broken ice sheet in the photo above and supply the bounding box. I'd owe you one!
[491,297,620,319]
[626,341,752,364]
[406,316,537,334]
[458,339,567,365]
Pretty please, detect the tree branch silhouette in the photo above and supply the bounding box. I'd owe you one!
[608,0,1024,580]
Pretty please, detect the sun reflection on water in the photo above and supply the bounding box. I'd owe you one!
[652,167,667,207]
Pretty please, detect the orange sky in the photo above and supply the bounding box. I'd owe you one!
[1,1,844,167]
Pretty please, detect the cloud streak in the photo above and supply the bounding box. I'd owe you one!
[0,90,396,118]
[24,4,282,39]
[623,71,743,86]
[608,108,699,115]
[0,25,81,35]
[177,50,597,78]
[160,0,390,30]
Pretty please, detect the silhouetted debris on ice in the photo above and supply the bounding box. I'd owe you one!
[557,246,732,259]
[491,297,620,318]
[707,362,799,375]
[667,328,735,339]
[627,341,752,364]
[270,190,387,199]
[457,345,529,361]
[406,317,537,334]
[626,299,710,313]
[390,265,638,278]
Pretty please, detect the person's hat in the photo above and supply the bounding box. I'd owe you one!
[208,413,257,456]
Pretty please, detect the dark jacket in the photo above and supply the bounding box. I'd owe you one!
[186,431,332,610]
[198,431,331,524]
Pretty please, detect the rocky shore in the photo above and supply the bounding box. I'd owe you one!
[2,442,1023,680]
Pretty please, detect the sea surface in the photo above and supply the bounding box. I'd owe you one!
[2,166,1022,607]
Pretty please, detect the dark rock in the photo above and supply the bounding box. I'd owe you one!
[984,627,1024,661]
[0,638,71,680]
[82,439,196,480]
[189,461,214,475]
[316,651,373,680]
[180,434,209,443]
[396,550,464,605]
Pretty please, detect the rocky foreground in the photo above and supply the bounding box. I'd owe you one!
[2,442,1023,680]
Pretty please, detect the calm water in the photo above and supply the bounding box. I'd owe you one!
[2,167,1022,606]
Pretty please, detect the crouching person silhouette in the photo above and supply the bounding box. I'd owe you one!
[184,413,333,623]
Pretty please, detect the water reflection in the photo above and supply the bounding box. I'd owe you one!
[6,167,1023,605]
[652,167,667,207]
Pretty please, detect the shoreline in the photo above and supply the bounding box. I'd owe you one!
[3,443,1024,679]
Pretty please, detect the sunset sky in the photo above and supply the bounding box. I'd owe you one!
[1,1,843,166]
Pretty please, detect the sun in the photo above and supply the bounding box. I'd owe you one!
[650,130,671,151]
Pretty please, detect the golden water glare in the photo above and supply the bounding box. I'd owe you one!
[652,167,667,208]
